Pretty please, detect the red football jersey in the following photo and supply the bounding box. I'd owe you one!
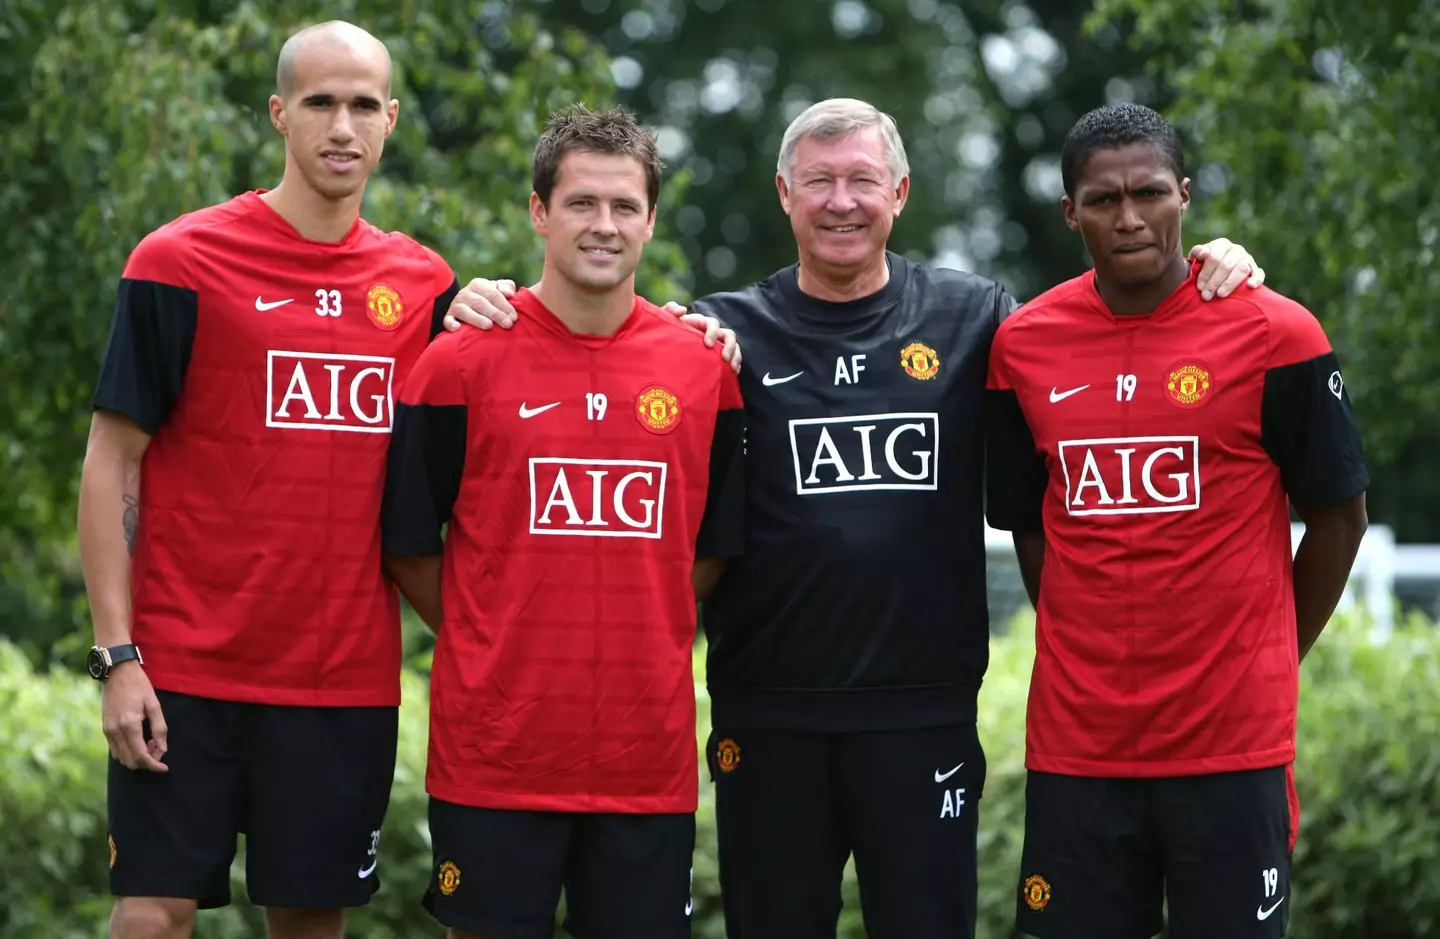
[986,263,1367,777]
[93,191,458,706]
[383,288,746,813]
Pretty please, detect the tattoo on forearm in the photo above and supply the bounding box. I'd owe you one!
[121,494,139,557]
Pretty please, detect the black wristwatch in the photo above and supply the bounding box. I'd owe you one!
[88,644,143,681]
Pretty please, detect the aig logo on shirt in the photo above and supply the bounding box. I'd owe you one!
[788,412,939,495]
[529,458,667,538]
[1057,436,1200,516]
[266,350,394,433]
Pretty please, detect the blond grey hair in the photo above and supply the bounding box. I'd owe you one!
[777,98,910,186]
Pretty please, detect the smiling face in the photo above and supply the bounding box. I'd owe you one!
[268,32,397,203]
[776,126,909,280]
[531,150,656,294]
[1063,142,1190,286]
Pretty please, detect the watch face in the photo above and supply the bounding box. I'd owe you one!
[87,648,107,680]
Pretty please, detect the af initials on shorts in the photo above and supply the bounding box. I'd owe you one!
[938,786,966,819]
[709,724,986,939]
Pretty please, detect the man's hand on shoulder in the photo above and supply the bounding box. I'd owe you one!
[443,278,519,332]
[662,301,742,375]
[1188,238,1266,301]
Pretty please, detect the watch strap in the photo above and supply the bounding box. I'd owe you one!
[106,644,143,668]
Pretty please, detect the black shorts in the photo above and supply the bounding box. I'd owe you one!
[707,722,986,939]
[1016,765,1297,939]
[422,797,695,939]
[107,689,397,909]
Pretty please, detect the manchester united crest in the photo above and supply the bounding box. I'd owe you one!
[1022,873,1051,911]
[366,283,404,331]
[635,384,682,434]
[1165,360,1213,409]
[437,860,462,896]
[716,737,741,773]
[900,341,940,381]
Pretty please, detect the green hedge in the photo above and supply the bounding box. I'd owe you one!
[2,610,1437,938]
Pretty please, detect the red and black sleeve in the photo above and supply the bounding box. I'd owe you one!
[382,334,469,557]
[91,231,199,434]
[985,304,1047,533]
[695,362,746,558]
[1259,301,1369,507]
[425,248,461,341]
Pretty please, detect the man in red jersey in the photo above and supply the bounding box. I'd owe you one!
[381,104,744,939]
[985,102,1370,939]
[75,20,510,939]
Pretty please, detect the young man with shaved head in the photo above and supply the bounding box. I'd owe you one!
[79,20,481,939]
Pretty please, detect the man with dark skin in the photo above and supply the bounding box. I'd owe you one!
[987,102,1368,939]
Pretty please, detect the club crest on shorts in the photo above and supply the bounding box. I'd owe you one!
[716,737,741,773]
[108,834,117,869]
[437,860,462,896]
[1023,873,1051,911]
[1164,360,1213,409]
[900,341,940,381]
[635,384,682,435]
[366,282,404,331]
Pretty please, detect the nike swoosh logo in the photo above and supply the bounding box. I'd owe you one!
[684,898,693,916]
[254,297,294,311]
[1256,897,1284,920]
[762,371,803,386]
[1049,384,1090,403]
[518,402,561,418]
[934,762,964,783]
[357,858,378,879]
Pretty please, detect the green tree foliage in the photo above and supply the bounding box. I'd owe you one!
[0,0,688,663]
[1088,0,1440,539]
[4,616,1438,937]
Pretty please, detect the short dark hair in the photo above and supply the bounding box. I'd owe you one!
[532,105,663,211]
[1060,103,1184,199]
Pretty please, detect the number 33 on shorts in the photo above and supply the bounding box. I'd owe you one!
[358,829,380,879]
